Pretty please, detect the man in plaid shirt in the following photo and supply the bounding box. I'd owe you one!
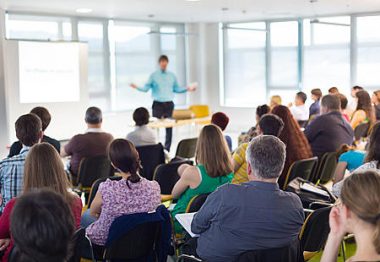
[0,114,42,212]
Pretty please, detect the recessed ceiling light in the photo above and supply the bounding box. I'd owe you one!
[76,8,93,14]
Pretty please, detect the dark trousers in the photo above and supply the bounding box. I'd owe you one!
[152,101,175,151]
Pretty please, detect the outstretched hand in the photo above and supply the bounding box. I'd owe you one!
[187,83,198,92]
[130,83,138,89]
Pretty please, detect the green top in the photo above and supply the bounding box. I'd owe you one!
[172,164,233,220]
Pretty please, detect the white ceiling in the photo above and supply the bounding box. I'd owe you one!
[1,0,380,23]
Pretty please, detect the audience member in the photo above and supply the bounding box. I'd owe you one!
[333,144,365,186]
[10,190,75,262]
[304,95,354,158]
[85,139,161,246]
[321,170,380,262]
[232,114,284,184]
[351,90,376,129]
[211,112,233,151]
[0,143,82,261]
[333,122,380,197]
[347,85,364,116]
[0,114,42,212]
[272,105,313,188]
[309,88,322,118]
[372,90,380,121]
[289,91,309,123]
[126,107,157,147]
[269,95,282,109]
[255,104,271,123]
[61,107,113,181]
[188,136,304,262]
[328,87,339,95]
[8,107,60,157]
[337,93,350,122]
[171,125,233,233]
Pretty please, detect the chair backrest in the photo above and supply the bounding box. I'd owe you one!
[354,122,370,141]
[189,105,210,118]
[104,221,161,261]
[236,239,303,262]
[299,206,331,253]
[77,155,113,188]
[315,152,338,184]
[175,138,198,159]
[283,157,318,190]
[87,176,123,208]
[153,160,193,195]
[186,193,210,213]
[69,228,94,262]
[136,143,165,180]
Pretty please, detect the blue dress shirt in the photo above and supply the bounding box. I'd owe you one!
[137,70,187,102]
[0,147,30,212]
[192,181,304,262]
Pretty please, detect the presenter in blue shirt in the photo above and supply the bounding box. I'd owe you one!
[130,55,196,151]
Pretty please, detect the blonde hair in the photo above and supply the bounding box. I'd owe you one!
[270,95,282,108]
[195,125,233,178]
[24,143,74,204]
[341,170,380,254]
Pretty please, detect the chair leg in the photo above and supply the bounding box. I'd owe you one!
[341,241,347,261]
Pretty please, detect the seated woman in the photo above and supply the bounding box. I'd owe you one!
[351,90,375,129]
[171,125,233,233]
[272,105,313,189]
[372,90,380,121]
[270,95,282,109]
[321,170,380,262]
[0,143,82,262]
[127,107,157,147]
[333,122,380,197]
[333,144,365,185]
[211,112,232,151]
[85,139,161,246]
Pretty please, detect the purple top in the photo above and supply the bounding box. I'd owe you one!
[86,177,161,245]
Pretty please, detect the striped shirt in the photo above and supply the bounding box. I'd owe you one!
[0,147,30,212]
[232,143,249,184]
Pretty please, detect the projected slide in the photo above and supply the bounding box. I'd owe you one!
[19,41,80,103]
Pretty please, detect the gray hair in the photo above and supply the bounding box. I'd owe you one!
[321,94,341,111]
[85,107,103,124]
[246,135,286,179]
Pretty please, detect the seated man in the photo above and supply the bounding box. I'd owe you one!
[0,114,42,212]
[8,107,60,157]
[211,112,232,151]
[304,94,354,158]
[61,107,113,181]
[289,91,309,123]
[126,107,157,147]
[10,190,75,262]
[232,114,284,184]
[190,135,304,262]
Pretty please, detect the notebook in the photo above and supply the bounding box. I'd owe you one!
[300,182,330,197]
[175,212,199,237]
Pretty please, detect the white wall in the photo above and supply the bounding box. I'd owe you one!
[0,9,10,157]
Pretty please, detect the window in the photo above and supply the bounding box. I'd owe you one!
[269,21,299,87]
[356,16,380,87]
[6,14,71,40]
[110,22,156,111]
[78,21,110,110]
[222,22,267,107]
[303,17,351,94]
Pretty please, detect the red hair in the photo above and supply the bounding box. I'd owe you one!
[271,105,313,188]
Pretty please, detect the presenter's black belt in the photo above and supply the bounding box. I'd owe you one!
[152,101,174,119]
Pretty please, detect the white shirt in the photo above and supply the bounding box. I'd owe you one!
[290,104,309,121]
[126,125,157,147]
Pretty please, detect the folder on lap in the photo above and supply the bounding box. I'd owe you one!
[175,212,199,237]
